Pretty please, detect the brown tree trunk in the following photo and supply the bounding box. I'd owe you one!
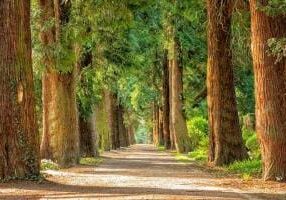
[152,103,160,146]
[0,0,40,179]
[95,93,111,151]
[207,0,248,166]
[169,37,190,153]
[105,90,120,149]
[162,52,171,149]
[117,104,129,147]
[168,59,176,150]
[39,0,79,167]
[79,112,98,157]
[158,108,164,146]
[250,0,286,181]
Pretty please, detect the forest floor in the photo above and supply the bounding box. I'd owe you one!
[0,144,286,200]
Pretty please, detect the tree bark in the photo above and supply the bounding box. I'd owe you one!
[105,90,120,149]
[152,103,160,146]
[117,104,129,147]
[39,0,79,167]
[250,0,286,181]
[207,0,248,166]
[169,37,190,153]
[79,113,98,157]
[0,0,40,179]
[162,51,171,149]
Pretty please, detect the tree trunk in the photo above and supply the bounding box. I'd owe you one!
[207,0,248,166]
[95,94,111,151]
[39,0,79,167]
[158,108,164,146]
[250,0,286,181]
[169,37,190,153]
[162,51,171,149]
[0,0,40,179]
[105,90,120,149]
[79,112,98,157]
[152,103,160,146]
[168,59,176,150]
[118,105,129,147]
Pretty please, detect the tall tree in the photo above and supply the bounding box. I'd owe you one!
[169,36,190,153]
[0,0,39,179]
[250,0,286,181]
[207,0,248,166]
[39,0,79,167]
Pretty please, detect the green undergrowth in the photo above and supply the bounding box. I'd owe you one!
[80,157,103,166]
[227,159,262,179]
[157,145,166,152]
[41,159,59,171]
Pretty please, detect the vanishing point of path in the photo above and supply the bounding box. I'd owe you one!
[1,144,286,200]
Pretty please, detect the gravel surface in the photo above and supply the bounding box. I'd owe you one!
[0,144,286,200]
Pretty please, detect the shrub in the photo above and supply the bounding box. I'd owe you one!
[242,128,261,159]
[187,116,208,150]
[227,159,262,177]
[41,159,59,171]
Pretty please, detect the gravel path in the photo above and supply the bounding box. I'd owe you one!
[0,144,286,199]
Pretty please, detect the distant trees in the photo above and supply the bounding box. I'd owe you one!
[207,0,248,166]
[0,0,39,179]
[250,0,286,181]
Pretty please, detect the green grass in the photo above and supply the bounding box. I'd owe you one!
[41,159,59,171]
[188,149,208,161]
[80,157,103,166]
[157,145,166,152]
[227,159,262,178]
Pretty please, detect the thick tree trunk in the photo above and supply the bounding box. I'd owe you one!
[162,52,171,149]
[0,0,40,179]
[117,104,129,147]
[250,0,286,181]
[158,108,164,146]
[105,91,120,149]
[95,94,111,151]
[79,112,98,157]
[168,59,176,150]
[39,0,79,167]
[207,0,248,166]
[152,103,160,146]
[169,38,190,153]
[41,70,79,167]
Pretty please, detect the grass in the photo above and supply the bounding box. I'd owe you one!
[80,157,103,166]
[157,145,166,152]
[227,159,262,179]
[41,159,59,171]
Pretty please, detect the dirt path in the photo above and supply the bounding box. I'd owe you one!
[0,144,286,200]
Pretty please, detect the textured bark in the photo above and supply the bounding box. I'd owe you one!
[162,52,171,149]
[207,0,248,166]
[118,105,129,147]
[152,103,160,146]
[39,0,79,167]
[168,59,175,150]
[158,108,164,146]
[79,113,98,157]
[250,0,286,181]
[105,91,120,149]
[169,38,190,153]
[95,94,111,151]
[0,0,40,179]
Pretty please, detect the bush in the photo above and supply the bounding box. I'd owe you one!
[80,157,103,166]
[187,116,208,150]
[242,128,261,159]
[227,159,262,177]
[41,159,59,171]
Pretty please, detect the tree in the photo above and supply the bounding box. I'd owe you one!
[207,0,248,166]
[39,0,79,167]
[250,0,286,181]
[0,0,39,179]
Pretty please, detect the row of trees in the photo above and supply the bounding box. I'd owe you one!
[0,0,286,182]
[151,0,286,181]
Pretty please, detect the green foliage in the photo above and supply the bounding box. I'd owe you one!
[80,157,103,166]
[41,159,59,171]
[227,159,262,177]
[135,122,150,144]
[187,116,208,150]
[242,128,261,159]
